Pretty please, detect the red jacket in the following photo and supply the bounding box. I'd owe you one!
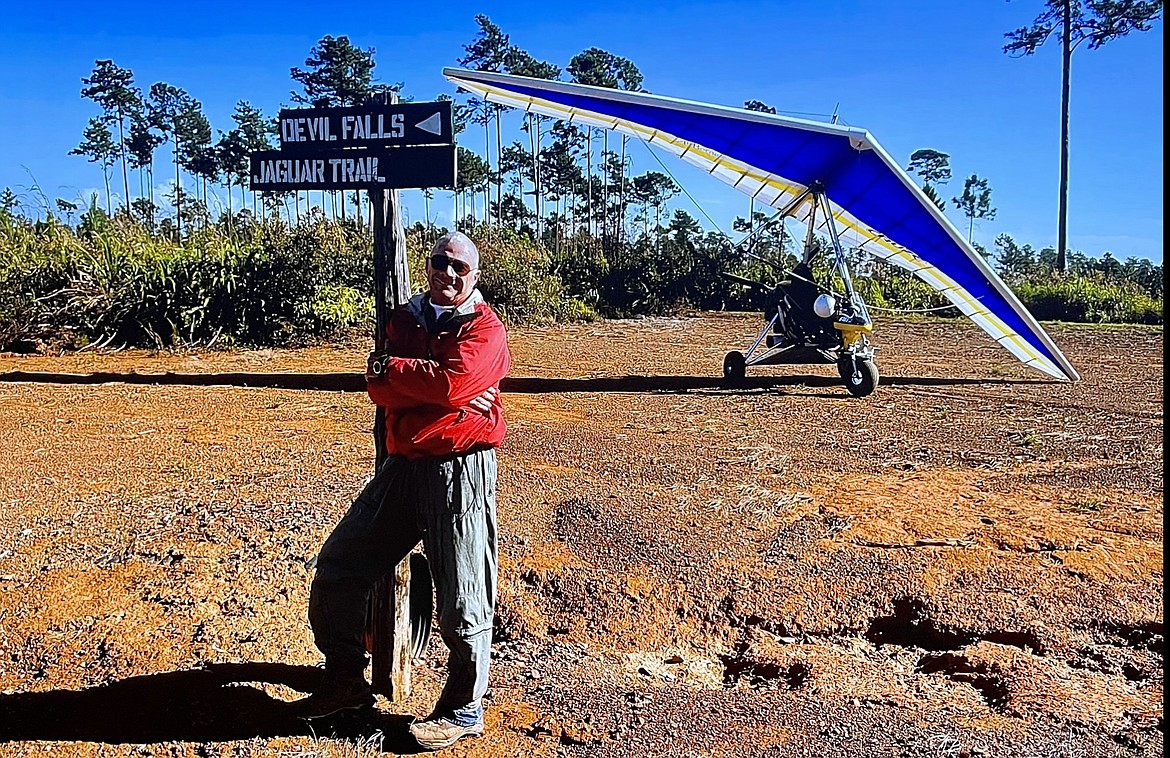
[367,290,510,460]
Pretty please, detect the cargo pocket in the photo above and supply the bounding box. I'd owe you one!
[417,458,476,521]
[444,457,483,518]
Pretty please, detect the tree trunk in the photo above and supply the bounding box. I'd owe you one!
[585,130,593,237]
[1057,0,1072,272]
[103,166,112,216]
[117,110,130,213]
[174,133,182,239]
[484,113,491,225]
[749,197,755,255]
[655,203,661,253]
[602,130,610,244]
[620,136,628,244]
[495,105,503,227]
[531,114,542,240]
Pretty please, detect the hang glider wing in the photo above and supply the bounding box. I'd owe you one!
[443,67,1079,381]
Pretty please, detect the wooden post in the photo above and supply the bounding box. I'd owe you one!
[368,93,415,702]
[250,91,452,703]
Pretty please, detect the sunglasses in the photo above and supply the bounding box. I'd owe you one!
[429,254,474,276]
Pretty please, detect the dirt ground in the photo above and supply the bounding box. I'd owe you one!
[0,313,1162,757]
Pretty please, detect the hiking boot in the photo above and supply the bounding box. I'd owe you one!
[291,670,374,719]
[408,716,484,750]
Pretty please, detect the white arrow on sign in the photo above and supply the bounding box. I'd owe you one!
[415,112,442,136]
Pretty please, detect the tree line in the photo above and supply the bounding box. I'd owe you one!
[56,26,685,250]
[51,2,1162,270]
[0,195,1160,357]
[68,60,272,235]
[0,10,1162,354]
[43,5,1159,270]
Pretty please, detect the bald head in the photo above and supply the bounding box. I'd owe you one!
[431,231,480,272]
[426,231,481,307]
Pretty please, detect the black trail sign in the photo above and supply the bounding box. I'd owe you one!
[277,101,453,152]
[250,99,456,192]
[248,145,456,191]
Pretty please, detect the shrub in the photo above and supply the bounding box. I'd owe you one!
[0,213,383,350]
[1016,275,1162,324]
[472,227,597,324]
[0,211,1157,353]
[310,283,375,334]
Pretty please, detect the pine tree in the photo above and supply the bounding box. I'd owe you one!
[907,148,952,212]
[70,117,118,214]
[81,60,140,212]
[147,83,197,237]
[1005,0,1163,270]
[291,35,391,107]
[231,101,275,214]
[568,48,643,241]
[952,174,997,243]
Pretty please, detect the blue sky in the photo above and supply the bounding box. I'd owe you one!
[0,0,1163,263]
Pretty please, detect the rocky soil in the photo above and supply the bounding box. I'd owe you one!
[0,313,1162,757]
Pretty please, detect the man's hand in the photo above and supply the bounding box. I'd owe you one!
[466,386,498,415]
[366,351,388,381]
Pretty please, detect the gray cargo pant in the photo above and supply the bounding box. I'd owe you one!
[308,447,498,724]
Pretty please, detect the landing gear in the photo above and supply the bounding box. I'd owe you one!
[837,355,879,398]
[720,182,885,398]
[723,351,746,383]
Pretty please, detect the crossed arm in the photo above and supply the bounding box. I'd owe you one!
[366,319,510,415]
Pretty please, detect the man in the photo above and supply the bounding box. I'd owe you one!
[296,231,510,751]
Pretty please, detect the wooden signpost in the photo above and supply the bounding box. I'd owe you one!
[250,93,456,701]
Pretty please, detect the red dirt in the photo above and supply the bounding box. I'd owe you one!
[0,313,1162,757]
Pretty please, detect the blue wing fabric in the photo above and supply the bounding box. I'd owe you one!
[444,68,1078,381]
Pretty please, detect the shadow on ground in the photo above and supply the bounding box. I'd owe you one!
[0,662,422,753]
[0,370,1050,395]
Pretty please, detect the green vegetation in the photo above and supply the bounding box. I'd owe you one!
[994,233,1163,325]
[0,199,1160,353]
[0,204,378,350]
[1014,277,1161,325]
[0,203,608,351]
[1070,499,1103,513]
